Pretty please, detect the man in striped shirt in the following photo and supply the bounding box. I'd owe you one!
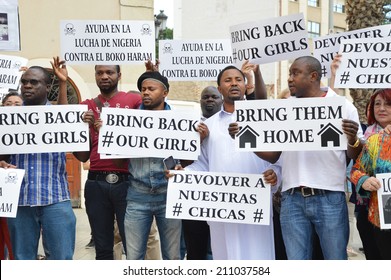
[0,58,76,260]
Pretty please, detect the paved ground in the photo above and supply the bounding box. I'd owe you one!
[37,200,365,260]
[346,203,366,260]
[72,208,97,260]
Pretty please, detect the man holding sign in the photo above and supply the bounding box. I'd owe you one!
[241,56,363,260]
[73,65,141,260]
[0,57,76,260]
[123,70,191,260]
[185,65,281,260]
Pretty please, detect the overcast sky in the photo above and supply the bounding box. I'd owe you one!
[154,0,174,28]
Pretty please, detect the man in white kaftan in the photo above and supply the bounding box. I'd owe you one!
[186,65,281,260]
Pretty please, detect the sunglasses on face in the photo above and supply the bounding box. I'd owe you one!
[20,79,41,86]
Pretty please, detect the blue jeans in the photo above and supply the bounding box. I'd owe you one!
[280,190,349,260]
[125,200,182,260]
[84,179,128,260]
[7,200,76,260]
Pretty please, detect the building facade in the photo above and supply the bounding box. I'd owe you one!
[0,0,347,207]
[173,0,347,97]
[1,0,156,207]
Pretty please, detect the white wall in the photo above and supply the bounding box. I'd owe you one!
[175,0,279,89]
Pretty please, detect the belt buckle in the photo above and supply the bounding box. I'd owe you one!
[106,173,119,184]
[301,187,314,197]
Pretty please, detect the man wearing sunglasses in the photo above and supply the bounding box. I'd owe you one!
[0,57,76,260]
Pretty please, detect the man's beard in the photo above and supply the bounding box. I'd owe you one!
[228,95,242,102]
[99,84,116,94]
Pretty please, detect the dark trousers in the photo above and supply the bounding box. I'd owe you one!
[356,206,382,259]
[273,207,287,260]
[311,230,324,260]
[373,226,391,259]
[85,179,128,260]
[182,219,211,260]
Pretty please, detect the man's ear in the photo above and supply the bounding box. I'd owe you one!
[217,86,222,94]
[118,72,122,80]
[310,71,319,82]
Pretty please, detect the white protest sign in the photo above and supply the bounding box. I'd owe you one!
[0,168,24,218]
[158,39,233,81]
[166,170,271,225]
[100,153,145,159]
[376,173,391,230]
[98,108,200,160]
[60,20,155,65]
[229,13,310,66]
[234,97,347,151]
[0,54,27,89]
[334,38,391,89]
[0,0,20,51]
[313,24,391,78]
[0,87,8,102]
[0,105,89,154]
[99,153,128,159]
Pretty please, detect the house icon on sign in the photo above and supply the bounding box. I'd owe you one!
[317,123,343,147]
[237,125,259,148]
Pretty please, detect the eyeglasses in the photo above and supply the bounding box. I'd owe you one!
[20,79,41,86]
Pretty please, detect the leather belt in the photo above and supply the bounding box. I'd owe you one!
[88,171,129,184]
[290,186,327,197]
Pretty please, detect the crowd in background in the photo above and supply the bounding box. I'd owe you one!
[0,54,390,260]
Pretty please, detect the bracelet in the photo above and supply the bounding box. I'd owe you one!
[348,138,360,148]
[246,84,254,89]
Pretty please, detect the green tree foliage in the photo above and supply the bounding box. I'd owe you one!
[156,28,173,59]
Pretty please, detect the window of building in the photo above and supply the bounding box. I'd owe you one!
[47,69,81,104]
[333,4,345,13]
[308,0,320,7]
[308,21,320,38]
[333,27,346,34]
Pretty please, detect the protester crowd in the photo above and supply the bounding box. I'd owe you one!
[0,52,390,261]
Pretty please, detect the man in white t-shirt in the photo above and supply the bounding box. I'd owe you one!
[250,56,363,260]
